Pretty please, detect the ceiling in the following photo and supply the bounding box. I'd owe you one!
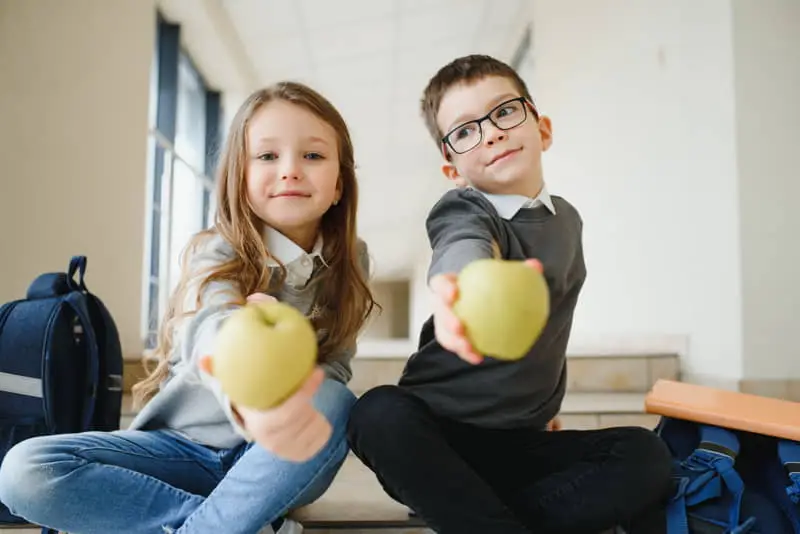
[179,0,533,278]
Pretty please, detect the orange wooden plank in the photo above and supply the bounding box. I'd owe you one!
[645,379,800,441]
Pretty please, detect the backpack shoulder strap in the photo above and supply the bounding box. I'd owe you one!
[63,291,99,431]
[668,425,755,534]
[778,440,800,506]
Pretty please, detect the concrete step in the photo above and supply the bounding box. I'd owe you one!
[124,332,683,397]
[346,353,678,397]
[559,392,660,430]
[123,351,679,398]
[120,391,658,432]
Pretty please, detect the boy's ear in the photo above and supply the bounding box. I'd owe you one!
[441,163,468,188]
[441,162,458,180]
[538,115,553,152]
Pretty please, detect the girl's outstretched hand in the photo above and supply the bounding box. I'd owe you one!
[234,368,331,462]
[247,292,277,304]
[199,354,331,462]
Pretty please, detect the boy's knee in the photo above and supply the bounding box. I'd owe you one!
[619,427,674,493]
[0,436,57,515]
[629,427,672,465]
[347,385,417,440]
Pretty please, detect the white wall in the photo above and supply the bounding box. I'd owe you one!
[409,248,434,342]
[0,0,156,358]
[362,280,411,340]
[515,0,743,381]
[732,0,800,379]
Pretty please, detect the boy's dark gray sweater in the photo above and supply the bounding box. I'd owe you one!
[398,187,586,429]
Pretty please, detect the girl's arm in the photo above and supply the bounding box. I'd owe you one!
[176,237,253,440]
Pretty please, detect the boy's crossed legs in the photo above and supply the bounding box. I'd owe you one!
[347,385,673,534]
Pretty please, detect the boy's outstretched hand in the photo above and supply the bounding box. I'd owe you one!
[430,274,484,365]
[430,258,544,365]
[547,416,562,431]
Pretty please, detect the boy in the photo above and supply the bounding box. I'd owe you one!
[347,55,673,533]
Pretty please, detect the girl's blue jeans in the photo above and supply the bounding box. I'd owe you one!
[0,378,355,534]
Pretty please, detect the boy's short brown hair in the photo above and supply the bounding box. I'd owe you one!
[420,54,534,145]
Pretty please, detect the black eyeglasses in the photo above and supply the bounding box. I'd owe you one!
[441,97,538,155]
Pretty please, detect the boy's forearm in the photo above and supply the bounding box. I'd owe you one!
[428,237,496,281]
[426,191,501,281]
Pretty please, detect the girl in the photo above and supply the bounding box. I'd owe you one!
[0,81,376,534]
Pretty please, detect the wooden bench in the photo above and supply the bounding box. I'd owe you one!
[644,379,800,440]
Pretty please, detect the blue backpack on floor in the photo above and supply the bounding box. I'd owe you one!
[0,256,124,527]
[657,417,800,533]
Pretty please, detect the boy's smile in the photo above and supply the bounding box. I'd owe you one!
[436,76,552,198]
[487,147,523,167]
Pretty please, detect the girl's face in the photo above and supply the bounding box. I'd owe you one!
[245,99,341,248]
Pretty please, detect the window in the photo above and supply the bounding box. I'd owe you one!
[143,15,223,349]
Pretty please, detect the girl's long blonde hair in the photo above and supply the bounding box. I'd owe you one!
[132,81,376,408]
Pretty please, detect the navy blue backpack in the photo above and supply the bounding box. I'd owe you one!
[657,417,800,533]
[0,256,124,527]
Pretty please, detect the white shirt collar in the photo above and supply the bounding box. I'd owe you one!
[262,226,327,287]
[477,184,557,220]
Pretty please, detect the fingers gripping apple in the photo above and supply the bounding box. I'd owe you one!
[453,259,550,360]
[212,301,317,410]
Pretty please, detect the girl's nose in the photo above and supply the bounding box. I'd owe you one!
[280,155,302,180]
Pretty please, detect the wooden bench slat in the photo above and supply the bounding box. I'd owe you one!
[645,379,800,441]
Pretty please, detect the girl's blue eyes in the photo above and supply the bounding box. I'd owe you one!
[257,152,325,161]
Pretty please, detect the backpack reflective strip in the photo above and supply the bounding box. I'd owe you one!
[0,371,42,398]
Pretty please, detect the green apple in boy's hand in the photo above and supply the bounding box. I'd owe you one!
[209,300,318,410]
[453,258,549,360]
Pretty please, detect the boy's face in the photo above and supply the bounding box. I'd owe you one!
[436,76,552,197]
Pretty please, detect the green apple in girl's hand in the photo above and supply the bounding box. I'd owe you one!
[212,301,317,410]
[453,258,550,361]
